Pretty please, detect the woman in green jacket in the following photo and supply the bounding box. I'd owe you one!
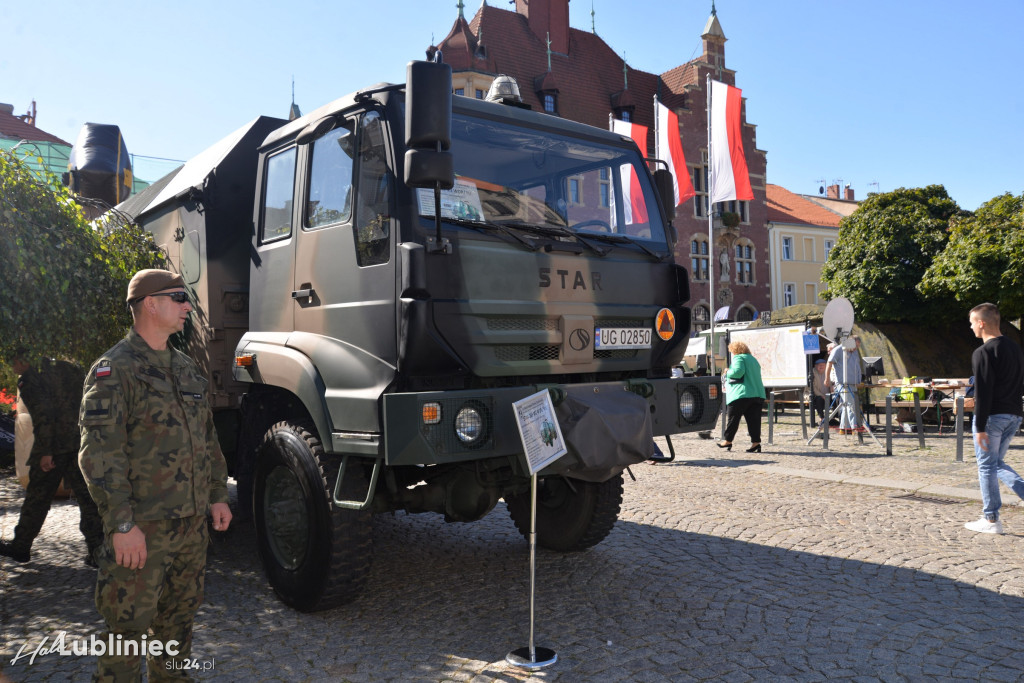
[717,341,767,452]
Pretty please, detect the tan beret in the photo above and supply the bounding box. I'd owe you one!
[126,269,185,303]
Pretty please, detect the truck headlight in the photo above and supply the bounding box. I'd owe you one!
[678,387,703,424]
[455,404,487,446]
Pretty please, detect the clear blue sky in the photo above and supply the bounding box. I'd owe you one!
[3,0,1021,211]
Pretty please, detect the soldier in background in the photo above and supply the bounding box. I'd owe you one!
[0,348,103,566]
[79,269,232,679]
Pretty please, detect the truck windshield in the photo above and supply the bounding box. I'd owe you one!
[414,112,668,246]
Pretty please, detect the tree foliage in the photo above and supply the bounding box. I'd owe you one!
[0,150,164,371]
[821,185,961,323]
[919,192,1024,320]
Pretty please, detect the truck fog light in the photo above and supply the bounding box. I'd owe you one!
[455,405,485,445]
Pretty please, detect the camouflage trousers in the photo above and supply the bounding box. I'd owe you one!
[93,515,209,682]
[12,450,103,555]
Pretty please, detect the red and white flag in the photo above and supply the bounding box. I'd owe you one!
[709,80,753,204]
[656,101,696,205]
[610,119,649,223]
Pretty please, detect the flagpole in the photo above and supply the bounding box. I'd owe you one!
[653,94,659,161]
[706,74,716,375]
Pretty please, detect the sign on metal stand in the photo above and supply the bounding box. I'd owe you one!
[506,389,565,670]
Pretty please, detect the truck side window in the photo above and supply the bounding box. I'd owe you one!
[261,147,297,242]
[306,126,354,229]
[354,112,391,266]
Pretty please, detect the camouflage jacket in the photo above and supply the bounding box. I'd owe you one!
[18,359,86,465]
[79,329,229,535]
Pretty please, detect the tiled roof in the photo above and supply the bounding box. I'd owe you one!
[766,184,843,227]
[442,5,691,137]
[800,194,861,217]
[0,105,70,146]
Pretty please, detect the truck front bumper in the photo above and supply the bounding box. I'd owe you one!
[381,376,721,468]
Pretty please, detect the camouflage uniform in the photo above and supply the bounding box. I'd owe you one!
[2,359,103,559]
[79,329,229,681]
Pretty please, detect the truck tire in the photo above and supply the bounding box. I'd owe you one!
[505,474,624,552]
[253,420,372,611]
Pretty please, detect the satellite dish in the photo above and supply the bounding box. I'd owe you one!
[821,297,855,342]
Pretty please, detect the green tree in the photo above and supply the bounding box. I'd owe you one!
[821,185,961,323]
[0,150,164,372]
[919,192,1024,319]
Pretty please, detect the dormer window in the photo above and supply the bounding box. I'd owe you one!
[543,93,557,114]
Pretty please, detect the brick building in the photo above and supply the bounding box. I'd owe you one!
[436,0,769,327]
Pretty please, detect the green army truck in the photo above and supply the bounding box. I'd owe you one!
[117,61,721,612]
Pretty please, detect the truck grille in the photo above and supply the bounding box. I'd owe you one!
[494,345,637,361]
[485,315,646,364]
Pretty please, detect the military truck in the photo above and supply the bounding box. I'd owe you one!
[117,61,721,612]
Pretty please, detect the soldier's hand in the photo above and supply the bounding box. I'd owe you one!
[113,526,147,570]
[40,456,55,472]
[210,502,232,532]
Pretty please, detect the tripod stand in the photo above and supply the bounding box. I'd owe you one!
[807,381,882,450]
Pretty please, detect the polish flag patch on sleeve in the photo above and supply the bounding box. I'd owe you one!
[95,364,112,379]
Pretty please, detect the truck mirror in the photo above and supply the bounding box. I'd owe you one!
[405,149,454,189]
[405,61,452,150]
[653,169,676,223]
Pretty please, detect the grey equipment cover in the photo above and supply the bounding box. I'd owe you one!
[553,387,654,482]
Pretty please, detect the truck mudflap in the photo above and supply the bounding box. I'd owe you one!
[381,376,721,477]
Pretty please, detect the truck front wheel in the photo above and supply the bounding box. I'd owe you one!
[505,474,624,551]
[253,421,372,611]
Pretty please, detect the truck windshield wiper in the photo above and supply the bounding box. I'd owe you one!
[500,222,611,257]
[443,217,542,251]
[583,232,670,261]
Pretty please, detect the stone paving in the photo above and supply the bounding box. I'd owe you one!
[2,414,1024,681]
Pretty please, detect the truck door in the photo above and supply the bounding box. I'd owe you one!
[290,110,397,434]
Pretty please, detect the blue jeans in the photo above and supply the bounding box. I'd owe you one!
[973,413,1024,521]
[836,385,859,429]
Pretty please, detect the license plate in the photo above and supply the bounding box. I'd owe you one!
[594,328,651,350]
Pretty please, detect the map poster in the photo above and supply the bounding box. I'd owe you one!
[512,390,568,475]
[731,325,808,388]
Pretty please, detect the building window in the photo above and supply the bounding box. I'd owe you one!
[735,305,755,322]
[568,176,582,206]
[783,283,796,307]
[476,89,484,99]
[690,237,709,282]
[454,88,465,96]
[543,93,557,113]
[824,239,835,260]
[693,153,709,218]
[781,236,794,261]
[620,109,631,123]
[598,167,610,208]
[735,241,754,284]
[693,304,710,332]
[692,152,748,221]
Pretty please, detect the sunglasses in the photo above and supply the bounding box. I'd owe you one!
[150,291,190,304]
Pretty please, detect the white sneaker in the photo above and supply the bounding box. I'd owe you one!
[964,517,1004,534]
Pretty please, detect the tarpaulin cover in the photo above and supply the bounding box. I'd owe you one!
[67,123,132,206]
[553,387,654,482]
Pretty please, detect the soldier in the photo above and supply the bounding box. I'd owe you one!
[79,269,232,680]
[0,349,104,565]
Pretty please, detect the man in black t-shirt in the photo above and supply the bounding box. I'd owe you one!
[964,303,1024,534]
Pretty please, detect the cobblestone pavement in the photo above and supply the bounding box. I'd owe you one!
[2,415,1024,681]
